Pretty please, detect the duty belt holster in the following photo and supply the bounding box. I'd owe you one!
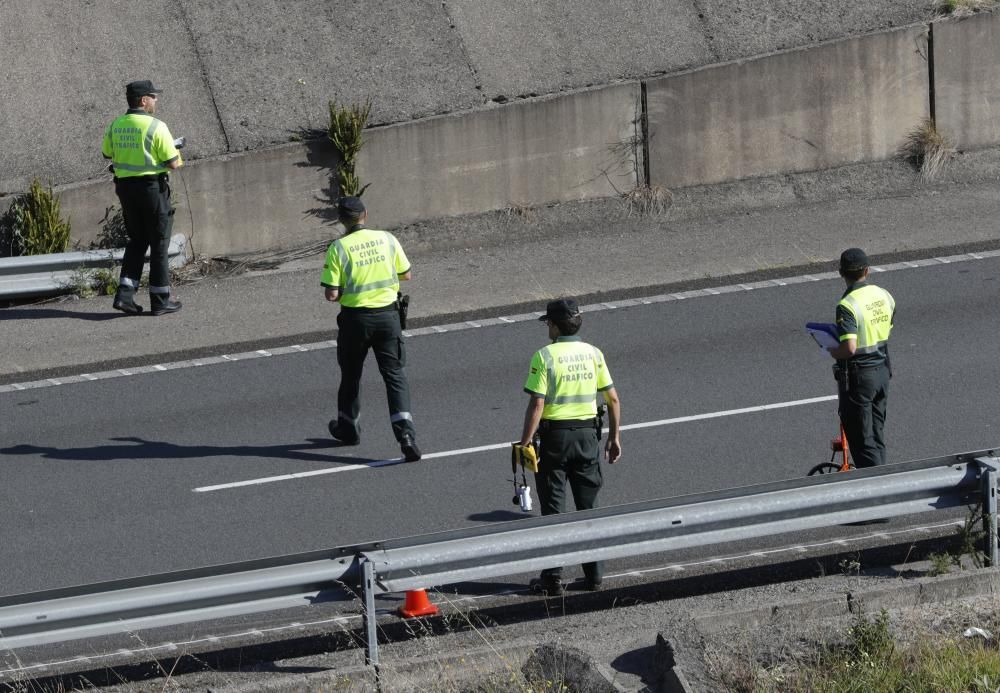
[158,173,170,195]
[833,364,849,393]
[539,418,599,432]
[396,291,410,330]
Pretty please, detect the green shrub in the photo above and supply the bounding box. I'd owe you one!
[91,205,129,250]
[328,98,372,197]
[6,178,72,255]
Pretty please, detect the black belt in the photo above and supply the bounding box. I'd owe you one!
[115,174,168,184]
[340,304,396,314]
[540,418,598,431]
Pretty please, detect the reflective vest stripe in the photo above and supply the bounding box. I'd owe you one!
[344,277,399,294]
[540,348,556,403]
[143,119,162,168]
[551,394,598,405]
[334,242,351,290]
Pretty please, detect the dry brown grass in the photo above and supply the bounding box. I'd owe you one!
[898,119,953,181]
[936,0,999,15]
[621,184,673,217]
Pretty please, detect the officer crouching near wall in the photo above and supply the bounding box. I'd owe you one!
[518,298,622,595]
[321,197,421,462]
[102,80,183,316]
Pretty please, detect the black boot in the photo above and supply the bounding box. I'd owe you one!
[112,293,143,315]
[150,298,182,316]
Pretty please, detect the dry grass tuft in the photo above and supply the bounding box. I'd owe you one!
[621,184,673,217]
[499,203,535,223]
[898,119,953,181]
[936,0,999,15]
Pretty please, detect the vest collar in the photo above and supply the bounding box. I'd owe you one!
[842,279,867,298]
[554,336,582,343]
[345,223,367,234]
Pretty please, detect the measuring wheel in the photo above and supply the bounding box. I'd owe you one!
[808,425,853,476]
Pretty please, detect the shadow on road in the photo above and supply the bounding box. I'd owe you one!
[0,307,120,321]
[0,436,383,465]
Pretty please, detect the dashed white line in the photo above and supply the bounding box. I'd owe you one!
[4,251,999,396]
[193,395,839,492]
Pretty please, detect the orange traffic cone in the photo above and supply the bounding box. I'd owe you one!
[398,589,439,618]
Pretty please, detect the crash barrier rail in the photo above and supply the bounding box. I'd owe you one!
[0,449,996,669]
[0,234,190,300]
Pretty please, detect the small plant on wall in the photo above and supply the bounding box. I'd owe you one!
[328,98,372,197]
[0,178,71,256]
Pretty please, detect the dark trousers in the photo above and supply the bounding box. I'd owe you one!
[115,176,173,308]
[336,307,415,442]
[535,425,603,583]
[837,363,891,468]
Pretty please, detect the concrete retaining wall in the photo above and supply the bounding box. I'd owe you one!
[933,12,1000,150]
[56,85,640,257]
[357,85,641,230]
[645,26,930,189]
[6,6,998,259]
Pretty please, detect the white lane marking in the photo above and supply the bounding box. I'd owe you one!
[4,249,999,395]
[193,394,839,492]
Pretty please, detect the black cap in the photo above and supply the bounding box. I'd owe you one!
[126,80,162,98]
[337,196,366,218]
[539,298,581,322]
[839,248,869,272]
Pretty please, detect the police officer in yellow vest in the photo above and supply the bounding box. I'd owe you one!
[322,197,421,462]
[827,248,895,467]
[519,298,622,595]
[102,80,183,316]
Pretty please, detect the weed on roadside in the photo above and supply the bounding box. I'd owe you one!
[936,0,999,15]
[899,119,953,181]
[621,184,673,217]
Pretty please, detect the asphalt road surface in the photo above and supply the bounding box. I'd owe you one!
[1,255,998,598]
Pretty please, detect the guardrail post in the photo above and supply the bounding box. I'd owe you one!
[977,457,1000,566]
[361,557,380,669]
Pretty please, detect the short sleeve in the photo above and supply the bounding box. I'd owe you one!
[392,234,410,275]
[835,302,857,342]
[523,351,546,397]
[151,121,181,166]
[102,125,113,159]
[594,347,613,391]
[321,240,342,288]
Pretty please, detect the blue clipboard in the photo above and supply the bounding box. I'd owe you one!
[805,322,839,350]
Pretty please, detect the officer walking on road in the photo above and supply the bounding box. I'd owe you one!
[321,197,421,462]
[827,248,895,467]
[518,298,622,595]
[102,80,183,316]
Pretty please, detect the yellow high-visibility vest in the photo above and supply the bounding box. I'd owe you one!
[838,284,895,354]
[321,228,410,308]
[524,336,614,420]
[102,111,181,178]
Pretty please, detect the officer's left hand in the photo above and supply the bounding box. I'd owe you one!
[605,439,622,464]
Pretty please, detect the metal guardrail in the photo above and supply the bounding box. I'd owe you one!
[0,449,996,668]
[0,234,190,299]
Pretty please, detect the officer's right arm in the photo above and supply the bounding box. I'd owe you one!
[153,125,183,170]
